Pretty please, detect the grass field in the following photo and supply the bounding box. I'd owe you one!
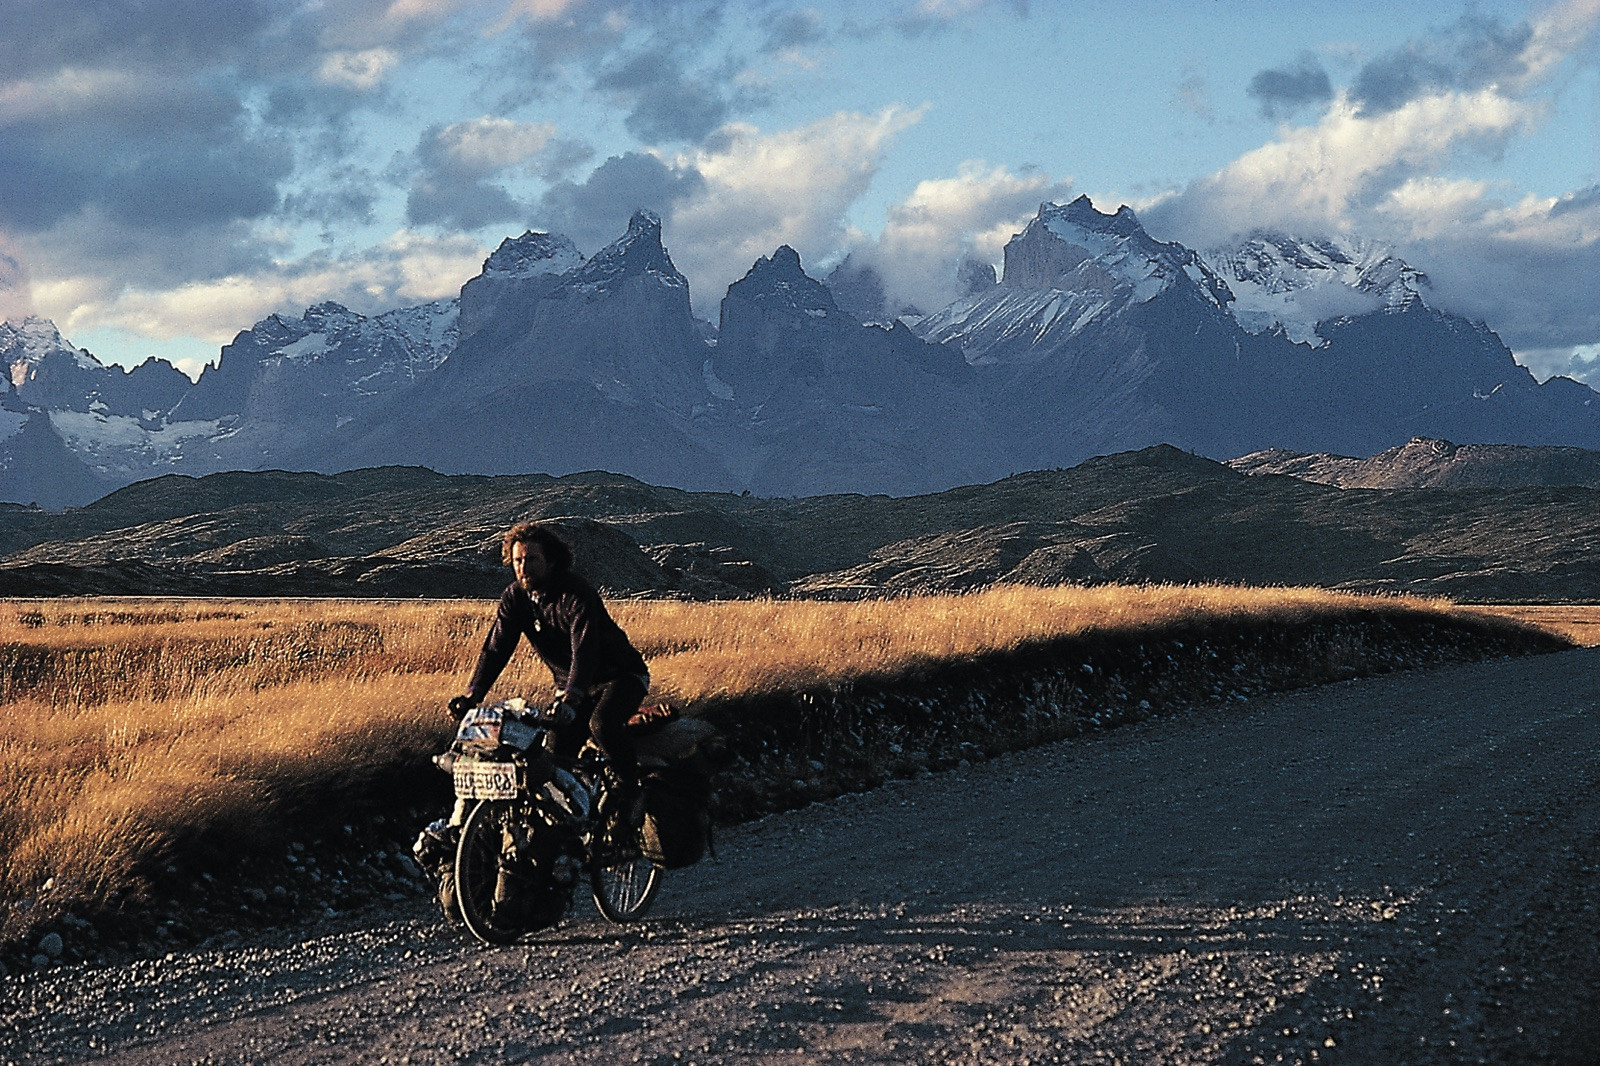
[1469,604,1600,647]
[0,587,1580,952]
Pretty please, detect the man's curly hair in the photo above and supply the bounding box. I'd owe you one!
[501,521,574,570]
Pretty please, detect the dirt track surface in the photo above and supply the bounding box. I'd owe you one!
[8,647,1600,1065]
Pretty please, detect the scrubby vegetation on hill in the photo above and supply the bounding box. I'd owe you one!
[6,447,1600,601]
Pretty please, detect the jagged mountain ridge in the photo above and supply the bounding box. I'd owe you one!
[3,317,190,419]
[4,198,1600,507]
[916,197,1600,465]
[325,211,729,491]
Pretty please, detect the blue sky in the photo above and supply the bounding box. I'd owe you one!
[1,0,1596,384]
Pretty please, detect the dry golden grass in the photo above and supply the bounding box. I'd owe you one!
[1466,604,1600,647]
[0,586,1537,939]
[628,584,1475,702]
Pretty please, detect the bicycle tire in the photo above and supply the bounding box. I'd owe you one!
[589,801,663,923]
[455,800,524,945]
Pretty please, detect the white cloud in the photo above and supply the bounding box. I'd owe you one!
[1517,342,1600,386]
[1400,186,1600,359]
[1142,55,1599,371]
[1517,0,1600,85]
[864,162,1075,313]
[436,116,559,174]
[316,48,398,90]
[1373,176,1496,238]
[1157,88,1533,246]
[37,231,487,358]
[664,107,924,314]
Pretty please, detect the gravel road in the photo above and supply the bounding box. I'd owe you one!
[7,647,1600,1065]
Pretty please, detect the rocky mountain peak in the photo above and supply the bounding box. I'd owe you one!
[2,315,68,351]
[479,231,583,281]
[299,302,365,333]
[2,316,96,383]
[957,257,998,298]
[826,253,890,323]
[1003,197,1232,310]
[560,209,686,296]
[726,245,837,318]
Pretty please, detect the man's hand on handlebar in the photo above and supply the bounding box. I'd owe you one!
[447,695,476,720]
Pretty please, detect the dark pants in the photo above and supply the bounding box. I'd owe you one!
[587,675,648,782]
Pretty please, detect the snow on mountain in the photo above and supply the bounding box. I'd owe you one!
[458,231,582,339]
[917,196,1234,366]
[479,231,583,281]
[328,210,729,491]
[2,316,190,418]
[173,299,458,426]
[6,199,1599,511]
[0,390,111,508]
[2,317,99,382]
[253,299,457,385]
[47,410,222,481]
[1016,196,1233,309]
[1203,234,1429,346]
[375,300,459,378]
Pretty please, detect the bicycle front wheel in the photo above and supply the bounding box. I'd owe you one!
[455,800,524,945]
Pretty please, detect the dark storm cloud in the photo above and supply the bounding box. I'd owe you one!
[1550,184,1600,219]
[1351,13,1535,115]
[0,75,291,237]
[534,152,706,253]
[0,242,30,319]
[0,0,440,290]
[490,0,763,147]
[404,122,529,231]
[0,0,278,78]
[408,179,524,232]
[43,210,279,289]
[597,50,737,143]
[762,8,827,52]
[280,169,381,233]
[532,139,598,183]
[1247,53,1333,120]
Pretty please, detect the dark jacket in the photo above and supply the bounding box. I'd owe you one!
[467,570,647,703]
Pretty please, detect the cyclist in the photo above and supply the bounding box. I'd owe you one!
[449,521,650,802]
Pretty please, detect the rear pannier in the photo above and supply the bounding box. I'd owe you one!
[630,708,729,869]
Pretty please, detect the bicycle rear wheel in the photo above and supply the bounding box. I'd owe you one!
[589,798,662,923]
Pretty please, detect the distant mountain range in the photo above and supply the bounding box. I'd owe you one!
[5,197,1599,508]
[2,441,1598,602]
